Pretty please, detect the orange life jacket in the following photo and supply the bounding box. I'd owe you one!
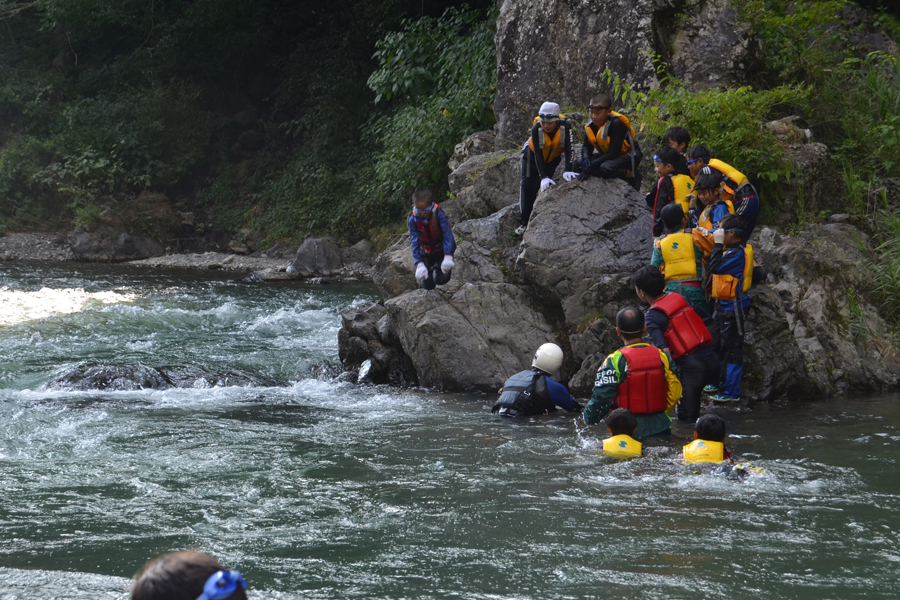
[584,112,634,154]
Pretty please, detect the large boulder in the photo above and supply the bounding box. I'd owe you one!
[493,0,760,145]
[385,282,556,392]
[338,302,418,386]
[288,237,342,276]
[448,150,521,220]
[68,225,165,261]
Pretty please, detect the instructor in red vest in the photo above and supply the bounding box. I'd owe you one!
[633,265,719,423]
[583,306,681,437]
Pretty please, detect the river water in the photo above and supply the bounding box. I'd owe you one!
[1,263,900,599]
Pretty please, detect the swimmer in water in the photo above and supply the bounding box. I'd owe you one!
[600,408,642,458]
[681,414,734,464]
[131,551,248,600]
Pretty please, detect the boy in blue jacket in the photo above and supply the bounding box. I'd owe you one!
[706,214,751,401]
[408,189,456,290]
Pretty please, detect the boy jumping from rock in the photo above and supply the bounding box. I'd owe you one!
[408,190,456,290]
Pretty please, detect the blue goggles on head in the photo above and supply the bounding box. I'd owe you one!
[725,228,744,234]
[413,203,435,218]
[652,154,661,162]
[687,157,706,164]
[196,570,247,600]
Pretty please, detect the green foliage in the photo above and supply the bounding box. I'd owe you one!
[365,5,497,205]
[603,68,807,188]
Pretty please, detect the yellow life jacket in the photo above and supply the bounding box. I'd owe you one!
[711,244,754,300]
[697,199,735,231]
[708,159,748,201]
[671,174,695,215]
[656,231,700,282]
[683,439,725,464]
[528,115,567,163]
[602,434,643,459]
[584,111,634,154]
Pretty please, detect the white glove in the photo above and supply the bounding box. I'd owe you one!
[562,171,578,182]
[441,255,454,273]
[713,227,726,244]
[539,177,555,193]
[415,262,428,281]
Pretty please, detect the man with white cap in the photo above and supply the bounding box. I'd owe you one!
[516,101,577,236]
[491,343,583,417]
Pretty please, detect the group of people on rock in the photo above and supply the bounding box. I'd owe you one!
[407,96,764,462]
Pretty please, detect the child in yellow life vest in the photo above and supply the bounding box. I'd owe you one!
[689,167,734,232]
[601,408,642,458]
[647,146,694,237]
[686,144,761,242]
[517,101,576,236]
[682,414,735,464]
[576,93,642,190]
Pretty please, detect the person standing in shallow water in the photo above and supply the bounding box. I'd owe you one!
[131,551,249,600]
[492,343,583,417]
[583,306,681,437]
[408,189,456,290]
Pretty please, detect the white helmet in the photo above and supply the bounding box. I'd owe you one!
[532,343,563,373]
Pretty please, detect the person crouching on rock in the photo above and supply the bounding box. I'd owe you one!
[576,93,642,190]
[492,343,583,417]
[516,101,577,236]
[408,189,456,290]
[582,306,682,437]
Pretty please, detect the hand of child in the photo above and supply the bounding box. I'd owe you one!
[539,177,555,193]
[686,193,696,209]
[441,255,454,273]
[582,158,591,170]
[562,171,578,182]
[713,227,726,244]
[415,262,427,281]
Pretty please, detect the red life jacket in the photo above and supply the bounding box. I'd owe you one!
[650,293,713,361]
[615,345,669,414]
[414,204,444,257]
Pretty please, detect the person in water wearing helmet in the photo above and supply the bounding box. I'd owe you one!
[601,408,642,458]
[576,93,642,190]
[647,146,694,237]
[681,414,735,464]
[131,551,249,600]
[685,144,761,241]
[492,343,583,417]
[516,101,577,236]
[689,166,734,232]
[651,203,713,318]
[408,189,456,290]
[633,266,719,423]
[706,214,753,402]
[583,306,681,437]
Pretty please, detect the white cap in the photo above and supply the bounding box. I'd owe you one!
[532,343,564,373]
[539,102,560,121]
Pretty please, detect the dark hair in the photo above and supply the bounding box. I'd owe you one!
[661,203,687,231]
[633,265,665,297]
[616,306,644,337]
[718,213,747,232]
[664,126,690,148]
[132,552,248,600]
[412,189,433,206]
[695,414,727,442]
[653,146,681,168]
[694,166,725,191]
[590,93,612,108]
[686,144,712,161]
[607,408,637,435]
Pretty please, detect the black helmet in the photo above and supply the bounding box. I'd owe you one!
[694,166,724,191]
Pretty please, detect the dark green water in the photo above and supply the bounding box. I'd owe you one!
[1,264,900,599]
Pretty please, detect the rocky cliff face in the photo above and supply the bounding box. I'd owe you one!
[339,140,900,400]
[493,0,761,145]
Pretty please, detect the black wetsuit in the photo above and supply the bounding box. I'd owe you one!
[519,121,573,227]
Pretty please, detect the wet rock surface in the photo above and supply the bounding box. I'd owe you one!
[0,234,75,262]
[44,362,278,391]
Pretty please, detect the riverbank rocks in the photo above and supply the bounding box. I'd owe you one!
[287,237,343,276]
[447,150,521,220]
[68,225,165,261]
[338,302,418,386]
[0,233,75,262]
[43,362,277,391]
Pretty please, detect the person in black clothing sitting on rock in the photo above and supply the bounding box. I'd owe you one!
[576,93,642,190]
